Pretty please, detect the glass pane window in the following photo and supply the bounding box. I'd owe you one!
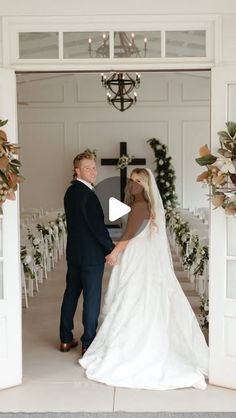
[165,30,206,57]
[63,32,109,59]
[0,218,2,258]
[0,218,2,299]
[19,32,59,59]
[227,217,236,257]
[0,261,3,299]
[114,31,161,58]
[226,260,236,299]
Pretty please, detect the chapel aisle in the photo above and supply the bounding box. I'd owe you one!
[0,256,236,411]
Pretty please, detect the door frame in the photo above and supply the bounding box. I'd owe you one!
[1,12,225,390]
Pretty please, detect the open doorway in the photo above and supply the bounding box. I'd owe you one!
[10,69,216,409]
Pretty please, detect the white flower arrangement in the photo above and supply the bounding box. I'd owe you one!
[166,208,209,274]
[199,296,209,329]
[36,223,54,255]
[117,154,134,170]
[20,246,35,280]
[27,229,43,268]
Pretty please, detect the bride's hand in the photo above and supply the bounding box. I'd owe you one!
[106,252,118,266]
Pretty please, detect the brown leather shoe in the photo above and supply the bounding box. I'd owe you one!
[81,347,87,356]
[60,338,78,352]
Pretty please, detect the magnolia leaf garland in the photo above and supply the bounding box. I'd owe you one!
[0,119,24,214]
[196,122,236,215]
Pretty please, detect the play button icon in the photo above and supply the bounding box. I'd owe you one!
[109,197,131,222]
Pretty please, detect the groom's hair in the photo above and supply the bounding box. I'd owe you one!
[72,149,96,180]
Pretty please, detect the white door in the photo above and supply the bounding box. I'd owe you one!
[0,69,22,389]
[209,66,236,389]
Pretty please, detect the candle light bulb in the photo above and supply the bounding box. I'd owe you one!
[144,37,147,55]
[88,37,92,53]
[131,33,135,39]
[102,33,106,40]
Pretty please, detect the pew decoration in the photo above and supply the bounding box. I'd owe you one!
[199,296,209,330]
[20,210,67,308]
[166,207,209,329]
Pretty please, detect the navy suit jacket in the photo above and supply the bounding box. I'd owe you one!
[64,180,114,265]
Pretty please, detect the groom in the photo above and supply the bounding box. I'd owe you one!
[59,150,114,356]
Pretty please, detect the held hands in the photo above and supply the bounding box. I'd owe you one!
[106,251,118,266]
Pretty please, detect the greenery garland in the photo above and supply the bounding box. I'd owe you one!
[147,138,178,209]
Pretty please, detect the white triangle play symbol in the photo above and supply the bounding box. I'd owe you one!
[109,197,131,222]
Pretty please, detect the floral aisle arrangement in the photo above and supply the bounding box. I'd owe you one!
[55,213,66,237]
[196,121,236,215]
[193,246,209,277]
[20,212,67,306]
[166,207,209,278]
[199,296,209,330]
[36,223,55,255]
[27,229,43,269]
[147,138,178,210]
[117,154,134,170]
[20,246,35,280]
[0,119,24,214]
[166,208,209,331]
[182,233,199,272]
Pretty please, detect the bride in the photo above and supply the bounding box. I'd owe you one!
[79,168,209,390]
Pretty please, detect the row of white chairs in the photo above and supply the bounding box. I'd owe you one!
[20,209,67,308]
[168,207,209,298]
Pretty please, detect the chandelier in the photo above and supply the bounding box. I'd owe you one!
[101,72,140,112]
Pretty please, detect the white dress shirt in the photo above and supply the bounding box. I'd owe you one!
[77,178,94,190]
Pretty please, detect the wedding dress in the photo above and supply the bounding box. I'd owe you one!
[79,169,209,390]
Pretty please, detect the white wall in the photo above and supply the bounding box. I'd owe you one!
[0,0,236,15]
[17,71,210,212]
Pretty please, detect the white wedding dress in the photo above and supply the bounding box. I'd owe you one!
[79,170,209,390]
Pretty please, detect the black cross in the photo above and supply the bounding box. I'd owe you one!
[101,142,146,202]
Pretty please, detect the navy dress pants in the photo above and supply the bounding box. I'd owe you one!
[59,263,104,348]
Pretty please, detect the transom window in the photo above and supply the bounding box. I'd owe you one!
[18,30,207,60]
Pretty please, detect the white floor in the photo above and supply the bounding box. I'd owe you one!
[0,255,236,412]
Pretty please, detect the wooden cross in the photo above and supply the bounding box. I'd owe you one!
[101,142,146,202]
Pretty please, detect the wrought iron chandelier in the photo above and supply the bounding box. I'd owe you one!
[101,72,140,112]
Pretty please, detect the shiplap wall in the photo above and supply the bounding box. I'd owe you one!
[17,71,210,211]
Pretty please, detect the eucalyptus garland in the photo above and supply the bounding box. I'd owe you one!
[147,138,178,209]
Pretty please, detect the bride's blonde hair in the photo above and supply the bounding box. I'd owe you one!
[124,168,156,228]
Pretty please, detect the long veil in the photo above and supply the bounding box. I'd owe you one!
[146,168,174,268]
